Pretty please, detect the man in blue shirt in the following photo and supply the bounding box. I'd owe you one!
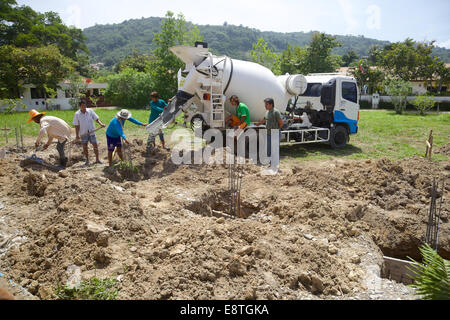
[149,91,170,151]
[106,109,148,167]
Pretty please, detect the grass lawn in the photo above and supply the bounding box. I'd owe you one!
[282,111,450,162]
[0,109,449,162]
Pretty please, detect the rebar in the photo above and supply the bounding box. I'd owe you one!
[228,157,243,218]
[425,177,444,251]
[19,125,24,152]
[15,128,18,149]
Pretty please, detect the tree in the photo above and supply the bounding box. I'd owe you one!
[280,44,308,75]
[368,45,382,65]
[379,39,445,85]
[303,32,342,73]
[341,49,359,67]
[104,68,155,109]
[382,78,412,114]
[380,39,421,81]
[0,1,89,70]
[65,74,88,110]
[250,37,281,75]
[411,96,436,115]
[415,41,441,89]
[0,44,74,99]
[435,62,450,95]
[149,11,203,100]
[350,59,386,94]
[118,50,154,73]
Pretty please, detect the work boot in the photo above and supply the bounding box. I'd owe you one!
[84,160,90,167]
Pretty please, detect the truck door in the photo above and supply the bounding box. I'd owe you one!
[334,80,359,134]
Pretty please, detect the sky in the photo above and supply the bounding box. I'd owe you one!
[16,0,450,48]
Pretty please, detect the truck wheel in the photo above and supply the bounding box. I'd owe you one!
[330,125,348,149]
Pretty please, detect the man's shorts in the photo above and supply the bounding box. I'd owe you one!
[81,134,98,145]
[106,135,122,152]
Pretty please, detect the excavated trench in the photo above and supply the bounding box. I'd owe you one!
[187,189,260,219]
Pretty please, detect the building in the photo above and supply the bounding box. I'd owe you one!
[339,64,450,96]
[0,79,111,112]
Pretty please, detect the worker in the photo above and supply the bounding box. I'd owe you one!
[226,95,251,129]
[148,91,170,151]
[27,109,71,168]
[256,98,284,170]
[73,100,106,166]
[106,109,148,167]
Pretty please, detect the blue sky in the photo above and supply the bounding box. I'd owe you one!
[16,0,450,48]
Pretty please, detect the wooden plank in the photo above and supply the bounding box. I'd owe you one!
[383,256,417,285]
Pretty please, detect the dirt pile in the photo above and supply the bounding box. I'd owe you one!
[0,148,448,300]
[278,157,449,260]
[437,142,450,157]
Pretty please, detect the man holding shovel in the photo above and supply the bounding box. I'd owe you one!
[73,100,106,166]
[106,109,148,167]
[27,109,71,168]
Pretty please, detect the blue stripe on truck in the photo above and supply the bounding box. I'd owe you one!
[334,110,358,134]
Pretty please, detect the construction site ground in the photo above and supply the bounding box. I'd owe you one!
[0,137,449,300]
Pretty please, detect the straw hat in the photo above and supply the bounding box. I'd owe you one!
[116,109,132,120]
[26,109,46,123]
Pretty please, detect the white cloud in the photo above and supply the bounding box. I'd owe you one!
[366,4,381,30]
[437,39,450,49]
[65,5,82,28]
[338,0,359,33]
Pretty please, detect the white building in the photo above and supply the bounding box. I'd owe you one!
[0,80,108,112]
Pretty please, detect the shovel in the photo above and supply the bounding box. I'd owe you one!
[75,126,105,145]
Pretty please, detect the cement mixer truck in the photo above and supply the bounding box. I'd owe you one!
[146,42,360,149]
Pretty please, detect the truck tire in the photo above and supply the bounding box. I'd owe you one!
[330,125,348,149]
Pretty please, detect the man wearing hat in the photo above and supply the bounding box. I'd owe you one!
[27,109,72,167]
[105,109,148,167]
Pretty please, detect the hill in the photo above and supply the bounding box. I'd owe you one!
[83,17,450,67]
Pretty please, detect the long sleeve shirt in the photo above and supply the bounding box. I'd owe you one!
[106,116,143,140]
[36,116,71,145]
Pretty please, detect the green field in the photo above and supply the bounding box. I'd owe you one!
[281,111,449,162]
[0,109,449,161]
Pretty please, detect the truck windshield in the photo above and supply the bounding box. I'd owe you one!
[300,83,322,97]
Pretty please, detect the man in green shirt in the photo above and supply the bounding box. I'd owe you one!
[226,95,251,129]
[257,98,284,171]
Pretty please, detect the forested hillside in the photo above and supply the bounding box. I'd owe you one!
[83,16,450,67]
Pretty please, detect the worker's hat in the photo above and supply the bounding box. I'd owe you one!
[117,109,132,120]
[26,109,46,123]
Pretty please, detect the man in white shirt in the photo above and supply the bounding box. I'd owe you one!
[27,109,71,167]
[73,100,106,166]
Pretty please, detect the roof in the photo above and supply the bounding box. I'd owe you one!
[305,74,356,84]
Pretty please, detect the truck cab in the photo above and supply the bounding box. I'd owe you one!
[289,74,360,148]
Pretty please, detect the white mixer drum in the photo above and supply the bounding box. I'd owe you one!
[218,58,293,122]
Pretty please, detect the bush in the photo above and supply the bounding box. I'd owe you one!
[382,78,412,114]
[104,68,154,109]
[55,276,119,300]
[411,96,437,115]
